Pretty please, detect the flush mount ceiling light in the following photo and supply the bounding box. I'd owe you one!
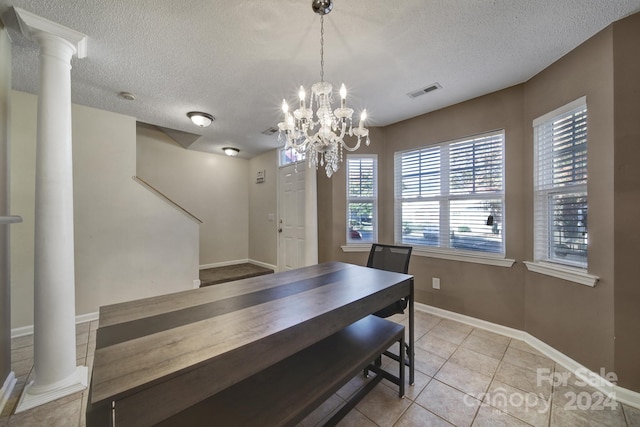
[118,91,136,101]
[223,147,240,157]
[187,111,215,128]
[277,0,370,178]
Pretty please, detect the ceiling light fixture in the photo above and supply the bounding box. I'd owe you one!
[118,91,136,101]
[223,147,240,157]
[277,0,370,178]
[187,111,215,128]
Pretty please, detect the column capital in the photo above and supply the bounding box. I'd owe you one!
[14,7,87,58]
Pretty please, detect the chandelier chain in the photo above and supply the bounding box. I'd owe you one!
[320,15,324,82]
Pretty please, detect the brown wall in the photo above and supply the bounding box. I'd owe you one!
[318,13,639,391]
[523,24,615,377]
[320,86,527,330]
[612,12,640,393]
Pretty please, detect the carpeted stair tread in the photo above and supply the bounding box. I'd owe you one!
[200,263,274,287]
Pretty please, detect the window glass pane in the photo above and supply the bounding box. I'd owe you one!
[346,156,377,244]
[401,147,440,198]
[450,135,503,195]
[450,199,503,253]
[348,202,373,243]
[399,201,440,247]
[348,158,375,198]
[395,130,505,255]
[534,100,588,267]
[549,192,587,263]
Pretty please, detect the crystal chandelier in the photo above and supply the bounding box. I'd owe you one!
[278,0,370,178]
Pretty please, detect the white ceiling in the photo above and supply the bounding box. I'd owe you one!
[2,0,640,159]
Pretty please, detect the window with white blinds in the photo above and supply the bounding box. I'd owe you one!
[346,155,377,244]
[395,131,505,254]
[533,97,588,267]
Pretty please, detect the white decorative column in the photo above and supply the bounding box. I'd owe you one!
[304,167,318,266]
[13,8,88,412]
[0,20,19,415]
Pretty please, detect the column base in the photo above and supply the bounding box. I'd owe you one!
[0,371,17,414]
[15,366,88,413]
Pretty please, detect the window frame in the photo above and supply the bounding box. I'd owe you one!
[394,130,507,261]
[345,154,378,246]
[532,97,588,269]
[526,96,598,286]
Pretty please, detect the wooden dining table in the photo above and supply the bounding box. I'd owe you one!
[86,261,414,426]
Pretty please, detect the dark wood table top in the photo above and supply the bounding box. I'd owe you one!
[89,261,413,426]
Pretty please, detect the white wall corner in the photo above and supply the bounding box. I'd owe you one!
[193,279,201,289]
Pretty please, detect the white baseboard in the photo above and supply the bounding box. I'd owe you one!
[200,259,250,270]
[0,372,17,415]
[10,325,34,339]
[11,311,99,339]
[416,303,526,341]
[75,311,99,325]
[200,259,276,272]
[416,302,640,410]
[248,259,277,271]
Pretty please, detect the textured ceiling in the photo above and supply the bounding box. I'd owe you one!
[1,0,639,159]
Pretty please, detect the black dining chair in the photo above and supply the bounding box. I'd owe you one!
[365,243,413,371]
[367,243,412,318]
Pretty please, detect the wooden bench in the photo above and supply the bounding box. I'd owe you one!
[155,315,405,426]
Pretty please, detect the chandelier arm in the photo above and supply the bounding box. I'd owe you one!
[335,121,347,140]
[341,137,362,152]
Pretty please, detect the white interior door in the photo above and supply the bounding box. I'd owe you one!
[278,164,305,271]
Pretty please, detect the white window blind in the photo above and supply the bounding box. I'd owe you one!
[347,155,377,244]
[395,131,505,254]
[534,98,588,267]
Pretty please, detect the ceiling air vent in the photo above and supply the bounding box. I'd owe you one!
[261,127,279,136]
[407,83,442,99]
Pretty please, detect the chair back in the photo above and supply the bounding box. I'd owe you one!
[366,244,412,274]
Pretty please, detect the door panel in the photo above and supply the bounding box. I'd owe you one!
[278,164,305,271]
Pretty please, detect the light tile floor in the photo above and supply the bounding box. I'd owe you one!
[1,313,639,426]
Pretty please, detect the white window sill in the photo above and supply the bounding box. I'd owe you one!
[341,244,372,253]
[412,247,515,267]
[342,245,515,267]
[524,261,598,287]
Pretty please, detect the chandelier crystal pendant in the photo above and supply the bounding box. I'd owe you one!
[278,0,370,178]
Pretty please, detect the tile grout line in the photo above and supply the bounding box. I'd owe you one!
[468,329,512,427]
